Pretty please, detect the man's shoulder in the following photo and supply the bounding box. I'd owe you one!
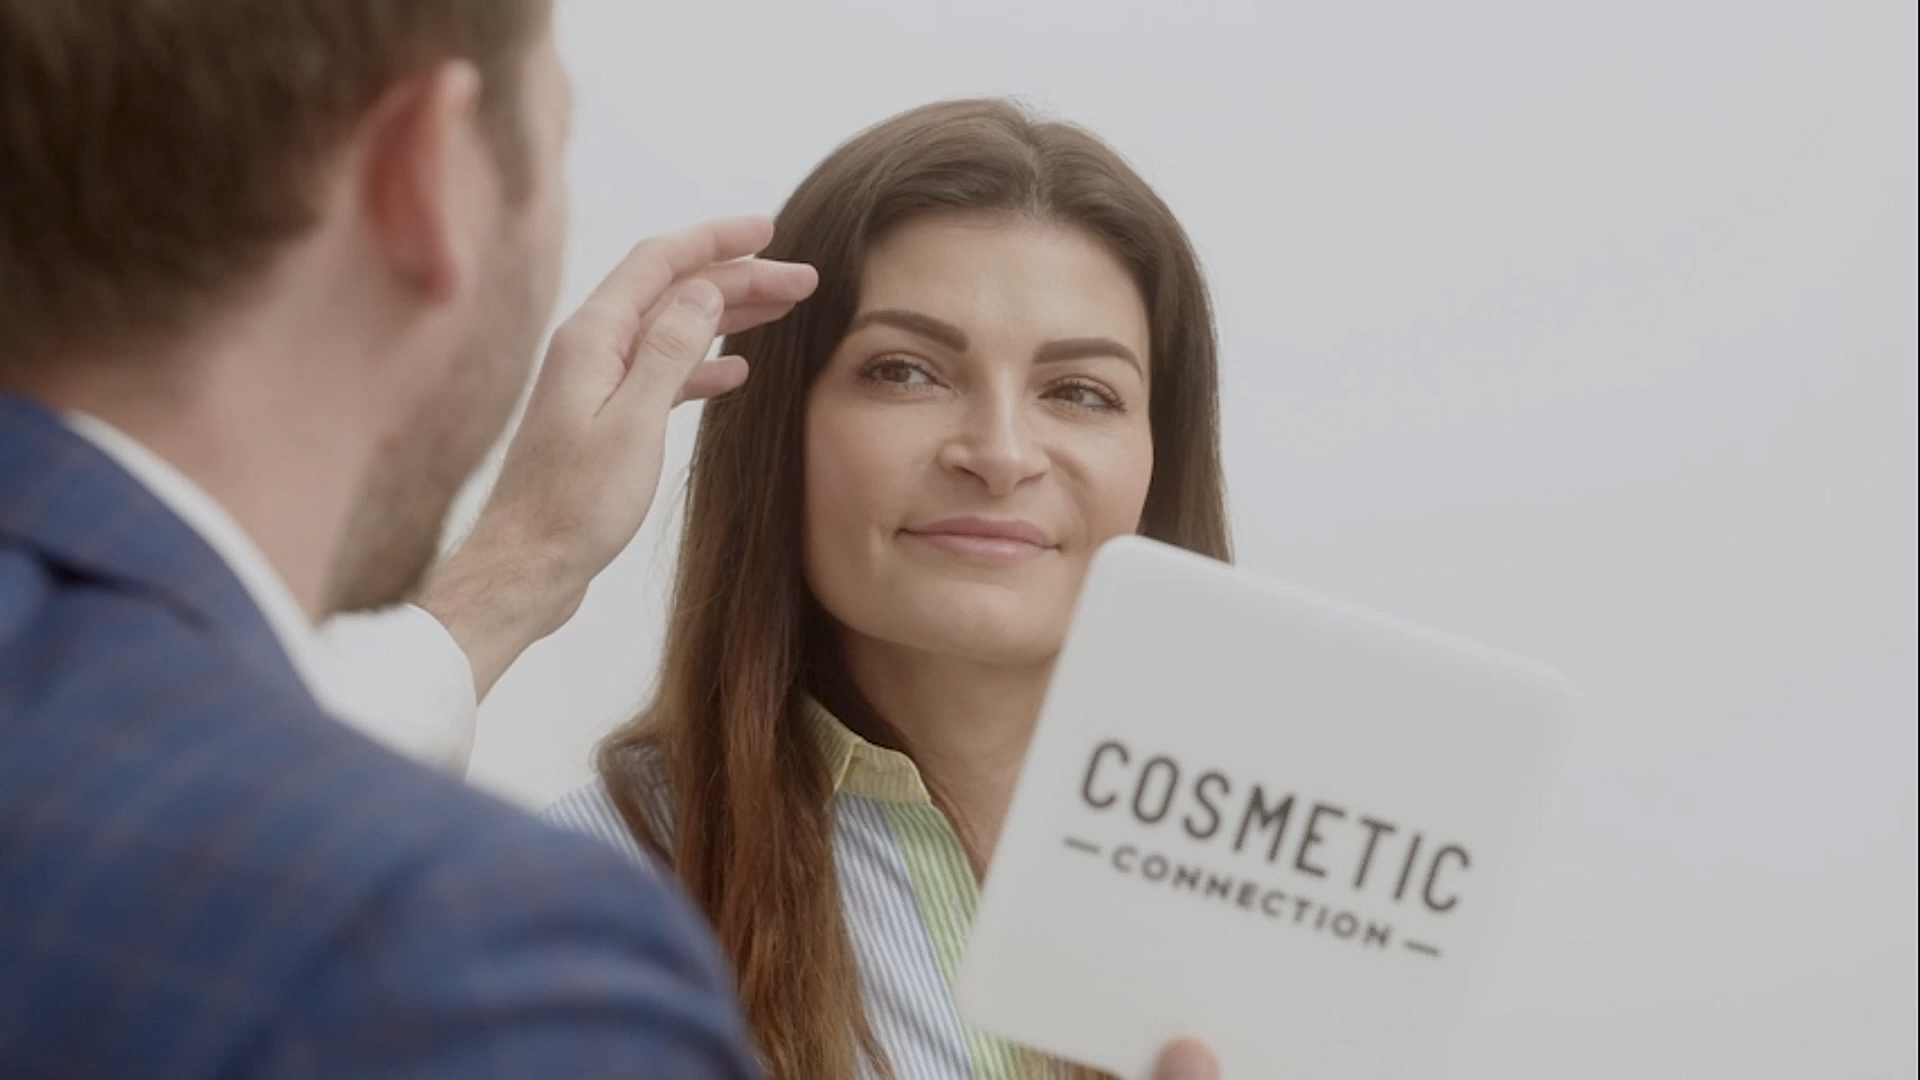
[0,563,750,1077]
[0,550,673,930]
[5,558,539,936]
[0,541,281,738]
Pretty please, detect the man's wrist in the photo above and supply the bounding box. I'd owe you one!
[415,531,582,700]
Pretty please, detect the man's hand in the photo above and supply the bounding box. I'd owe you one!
[419,217,817,698]
[1153,1038,1220,1080]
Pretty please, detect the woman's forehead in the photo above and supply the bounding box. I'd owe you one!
[851,216,1150,355]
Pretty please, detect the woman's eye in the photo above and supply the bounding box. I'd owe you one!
[864,357,934,386]
[1051,380,1123,412]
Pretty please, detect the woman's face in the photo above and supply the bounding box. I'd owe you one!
[804,214,1155,667]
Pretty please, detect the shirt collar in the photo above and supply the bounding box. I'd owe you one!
[805,699,935,804]
[62,412,327,702]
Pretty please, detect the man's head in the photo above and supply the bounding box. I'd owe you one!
[0,0,570,613]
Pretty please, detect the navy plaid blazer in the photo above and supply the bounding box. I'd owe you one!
[0,394,760,1079]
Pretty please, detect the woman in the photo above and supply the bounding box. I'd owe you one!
[544,97,1230,1080]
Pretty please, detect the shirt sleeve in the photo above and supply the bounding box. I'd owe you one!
[312,604,480,775]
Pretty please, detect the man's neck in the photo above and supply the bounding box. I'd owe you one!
[20,341,369,621]
[842,634,1054,861]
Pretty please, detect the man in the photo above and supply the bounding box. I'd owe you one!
[0,1,1218,1077]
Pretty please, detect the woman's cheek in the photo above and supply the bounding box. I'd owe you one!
[807,404,909,545]
[1070,435,1156,545]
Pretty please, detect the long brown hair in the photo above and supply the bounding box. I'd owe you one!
[597,97,1231,1079]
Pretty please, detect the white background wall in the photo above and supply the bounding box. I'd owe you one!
[457,1,1917,1076]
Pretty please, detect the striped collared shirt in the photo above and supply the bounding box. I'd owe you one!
[543,703,1049,1079]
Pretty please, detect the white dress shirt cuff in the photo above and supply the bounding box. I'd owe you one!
[313,604,479,776]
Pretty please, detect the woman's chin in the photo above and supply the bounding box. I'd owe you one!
[829,577,1075,667]
[898,601,1066,667]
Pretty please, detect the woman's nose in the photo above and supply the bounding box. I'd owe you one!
[937,388,1048,497]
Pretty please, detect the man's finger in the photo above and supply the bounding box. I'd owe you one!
[1152,1039,1219,1080]
[628,260,815,339]
[607,279,723,417]
[674,355,750,405]
[581,217,777,323]
[718,302,801,337]
[696,257,818,309]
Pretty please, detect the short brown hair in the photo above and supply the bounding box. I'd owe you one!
[0,0,550,368]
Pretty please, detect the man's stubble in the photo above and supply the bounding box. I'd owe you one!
[325,228,548,615]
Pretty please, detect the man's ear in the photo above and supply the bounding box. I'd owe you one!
[357,60,495,304]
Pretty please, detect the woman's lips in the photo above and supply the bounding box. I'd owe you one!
[903,517,1055,563]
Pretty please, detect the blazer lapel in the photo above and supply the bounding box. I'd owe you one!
[0,393,311,701]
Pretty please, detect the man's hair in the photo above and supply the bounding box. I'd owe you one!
[0,0,550,368]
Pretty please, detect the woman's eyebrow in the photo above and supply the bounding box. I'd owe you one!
[849,309,968,351]
[851,309,1143,374]
[1035,337,1143,374]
